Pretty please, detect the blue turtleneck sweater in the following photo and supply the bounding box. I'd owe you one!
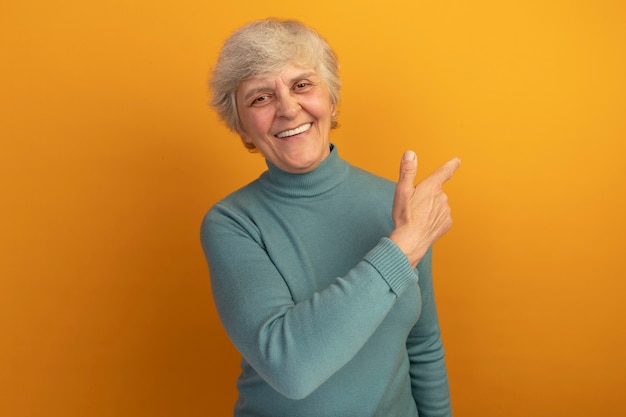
[200,146,451,417]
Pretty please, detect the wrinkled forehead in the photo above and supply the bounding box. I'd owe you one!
[247,51,319,78]
[237,63,320,92]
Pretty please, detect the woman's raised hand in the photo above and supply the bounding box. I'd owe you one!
[389,151,461,268]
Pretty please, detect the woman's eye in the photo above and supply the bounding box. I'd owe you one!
[294,82,311,90]
[252,95,269,106]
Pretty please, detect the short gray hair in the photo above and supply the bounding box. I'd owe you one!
[209,18,341,150]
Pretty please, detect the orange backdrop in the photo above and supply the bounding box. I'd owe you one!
[2,0,625,416]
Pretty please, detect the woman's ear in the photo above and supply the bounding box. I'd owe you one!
[239,131,253,146]
[238,131,257,152]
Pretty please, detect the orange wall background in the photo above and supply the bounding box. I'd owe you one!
[2,1,625,416]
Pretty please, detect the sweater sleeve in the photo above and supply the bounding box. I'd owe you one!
[201,204,417,400]
[407,248,452,416]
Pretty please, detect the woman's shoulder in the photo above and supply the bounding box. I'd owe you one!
[346,163,396,192]
[203,178,266,223]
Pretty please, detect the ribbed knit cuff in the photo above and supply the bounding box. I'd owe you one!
[363,238,418,296]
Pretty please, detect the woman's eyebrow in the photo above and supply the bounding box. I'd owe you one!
[289,71,316,84]
[242,86,272,102]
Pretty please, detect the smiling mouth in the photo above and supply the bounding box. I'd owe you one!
[275,123,312,139]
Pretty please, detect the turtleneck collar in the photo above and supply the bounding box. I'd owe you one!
[258,145,349,198]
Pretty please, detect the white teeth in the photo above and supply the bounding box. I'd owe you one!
[275,123,312,138]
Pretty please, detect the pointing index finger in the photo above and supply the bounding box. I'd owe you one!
[430,157,461,186]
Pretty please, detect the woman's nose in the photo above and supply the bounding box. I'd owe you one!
[276,93,300,118]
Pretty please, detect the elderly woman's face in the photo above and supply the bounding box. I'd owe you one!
[236,63,336,174]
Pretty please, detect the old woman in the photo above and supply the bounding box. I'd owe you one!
[201,18,459,417]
